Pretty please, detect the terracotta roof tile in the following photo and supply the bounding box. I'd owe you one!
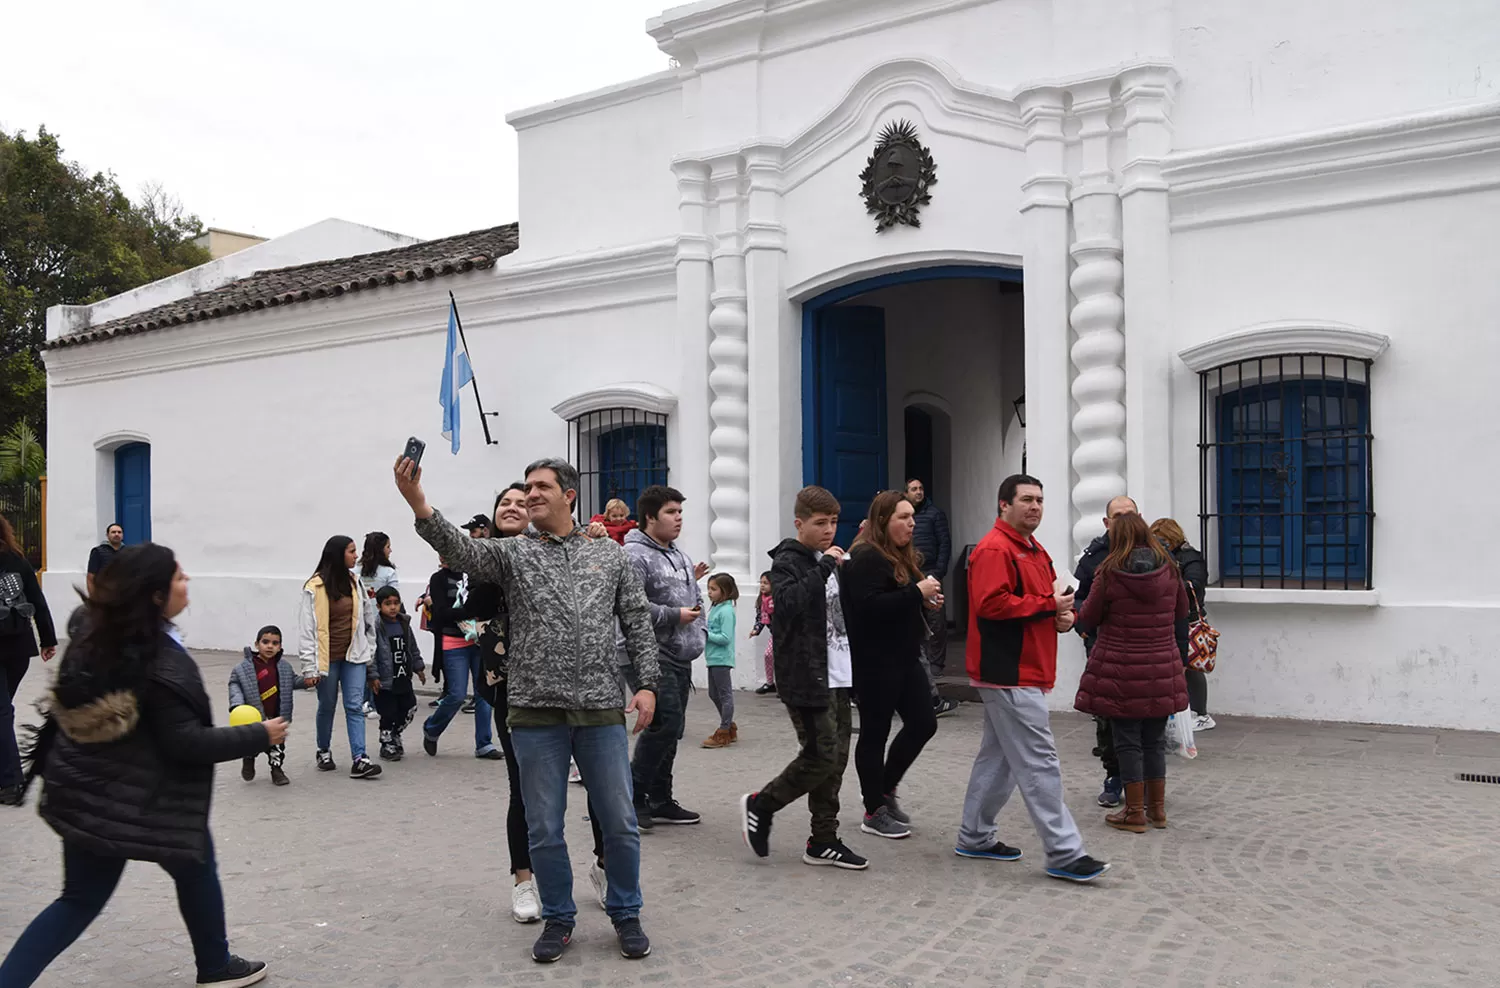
[44,223,519,350]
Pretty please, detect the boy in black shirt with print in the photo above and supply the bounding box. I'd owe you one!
[373,587,426,760]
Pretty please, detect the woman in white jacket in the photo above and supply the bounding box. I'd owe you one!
[298,536,381,779]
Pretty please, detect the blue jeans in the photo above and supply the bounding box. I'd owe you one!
[511,722,642,925]
[316,659,369,760]
[0,835,232,986]
[422,646,496,754]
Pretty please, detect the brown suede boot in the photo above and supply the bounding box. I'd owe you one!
[1105,781,1148,833]
[729,722,739,743]
[702,728,732,749]
[1145,778,1167,829]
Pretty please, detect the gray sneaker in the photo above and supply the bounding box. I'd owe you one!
[883,792,911,825]
[859,805,912,839]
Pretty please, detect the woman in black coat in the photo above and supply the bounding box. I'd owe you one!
[1152,518,1212,730]
[842,490,943,839]
[0,543,287,988]
[1,513,56,807]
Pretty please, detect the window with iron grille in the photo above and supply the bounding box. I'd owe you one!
[566,408,669,522]
[1199,355,1373,589]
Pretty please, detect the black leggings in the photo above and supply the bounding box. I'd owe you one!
[492,693,531,876]
[854,660,938,814]
[1110,717,1167,784]
[1184,664,1208,717]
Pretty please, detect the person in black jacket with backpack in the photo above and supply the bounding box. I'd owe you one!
[1,543,285,988]
[843,491,943,841]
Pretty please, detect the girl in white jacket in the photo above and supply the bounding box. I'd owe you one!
[298,536,381,779]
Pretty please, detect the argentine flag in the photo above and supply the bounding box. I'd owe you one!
[439,304,474,454]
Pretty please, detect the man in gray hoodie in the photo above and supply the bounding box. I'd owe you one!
[625,484,709,829]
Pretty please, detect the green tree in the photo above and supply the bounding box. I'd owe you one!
[0,126,212,438]
[0,420,45,481]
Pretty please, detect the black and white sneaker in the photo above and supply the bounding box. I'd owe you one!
[461,696,477,714]
[934,696,961,718]
[755,682,777,695]
[741,792,772,858]
[860,806,911,839]
[955,841,1023,862]
[649,799,701,825]
[195,954,267,986]
[315,750,336,772]
[378,743,402,761]
[240,757,256,782]
[1046,854,1111,883]
[531,920,573,963]
[349,756,383,780]
[614,917,652,959]
[803,839,869,870]
[423,734,438,757]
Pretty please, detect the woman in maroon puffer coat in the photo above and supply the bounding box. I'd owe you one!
[1074,512,1188,834]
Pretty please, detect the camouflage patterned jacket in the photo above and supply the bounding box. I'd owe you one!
[414,510,659,711]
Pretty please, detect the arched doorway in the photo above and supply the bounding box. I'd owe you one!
[801,264,1024,549]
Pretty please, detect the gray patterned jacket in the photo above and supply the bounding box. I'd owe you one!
[622,528,706,668]
[414,510,659,710]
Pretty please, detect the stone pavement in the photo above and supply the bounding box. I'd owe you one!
[3,649,1499,988]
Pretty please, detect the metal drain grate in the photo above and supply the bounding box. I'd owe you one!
[1456,773,1500,785]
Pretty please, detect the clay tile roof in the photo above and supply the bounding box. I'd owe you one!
[43,223,519,350]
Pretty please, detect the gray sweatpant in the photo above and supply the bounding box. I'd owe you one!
[707,666,734,730]
[957,687,1086,869]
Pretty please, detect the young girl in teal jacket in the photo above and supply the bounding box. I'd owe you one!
[702,573,739,748]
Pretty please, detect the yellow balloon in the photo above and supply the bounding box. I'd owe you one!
[228,704,263,726]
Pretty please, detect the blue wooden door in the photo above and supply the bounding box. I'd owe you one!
[114,443,151,544]
[814,306,887,549]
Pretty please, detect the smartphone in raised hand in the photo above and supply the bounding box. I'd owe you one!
[402,436,426,467]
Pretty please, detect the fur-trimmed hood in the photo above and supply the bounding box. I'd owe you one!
[50,688,141,744]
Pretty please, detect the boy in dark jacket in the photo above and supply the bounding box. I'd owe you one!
[372,587,427,760]
[739,486,868,871]
[228,625,303,786]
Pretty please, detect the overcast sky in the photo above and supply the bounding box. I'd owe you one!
[2,0,672,241]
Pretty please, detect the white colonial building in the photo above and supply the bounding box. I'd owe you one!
[42,0,1500,731]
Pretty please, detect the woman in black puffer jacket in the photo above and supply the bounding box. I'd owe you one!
[1151,519,1211,730]
[1,544,286,988]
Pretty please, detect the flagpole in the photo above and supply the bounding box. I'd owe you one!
[448,292,497,446]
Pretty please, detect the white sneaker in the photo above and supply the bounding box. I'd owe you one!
[1194,714,1217,732]
[589,861,608,910]
[511,879,541,924]
[363,702,378,720]
[568,759,583,784]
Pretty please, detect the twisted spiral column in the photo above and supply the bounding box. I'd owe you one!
[1068,85,1127,557]
[707,159,750,575]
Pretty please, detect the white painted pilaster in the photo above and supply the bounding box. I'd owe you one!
[1016,87,1075,563]
[1067,81,1127,558]
[1119,65,1179,519]
[672,159,714,565]
[706,155,751,577]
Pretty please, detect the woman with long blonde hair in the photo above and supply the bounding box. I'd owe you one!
[840,491,943,839]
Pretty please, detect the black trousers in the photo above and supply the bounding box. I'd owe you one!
[1110,717,1168,784]
[854,661,938,814]
[491,687,532,876]
[0,654,30,789]
[1093,717,1119,777]
[1184,663,1209,717]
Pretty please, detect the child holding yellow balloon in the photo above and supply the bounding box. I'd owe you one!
[228,626,304,786]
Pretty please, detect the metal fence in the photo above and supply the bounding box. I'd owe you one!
[1198,354,1374,590]
[0,480,44,571]
[566,408,669,522]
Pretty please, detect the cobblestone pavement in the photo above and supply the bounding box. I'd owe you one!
[3,649,1499,987]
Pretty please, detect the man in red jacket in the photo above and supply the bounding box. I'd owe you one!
[953,475,1110,883]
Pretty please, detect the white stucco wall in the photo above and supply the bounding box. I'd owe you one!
[39,0,1500,730]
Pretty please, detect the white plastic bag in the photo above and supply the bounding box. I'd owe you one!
[1166,709,1198,759]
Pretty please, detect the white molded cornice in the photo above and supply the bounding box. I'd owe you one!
[506,71,681,131]
[1178,320,1391,373]
[1164,99,1500,229]
[550,383,679,421]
